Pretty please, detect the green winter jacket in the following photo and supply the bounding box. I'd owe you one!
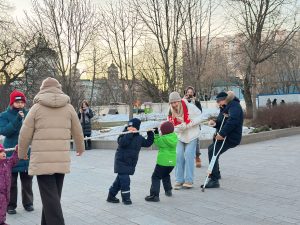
[154,132,178,167]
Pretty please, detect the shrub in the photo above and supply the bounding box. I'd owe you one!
[253,103,300,129]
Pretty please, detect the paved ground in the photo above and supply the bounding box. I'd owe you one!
[7,135,300,225]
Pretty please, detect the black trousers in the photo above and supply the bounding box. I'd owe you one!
[150,164,174,196]
[109,174,131,200]
[84,134,92,150]
[8,172,33,209]
[37,173,65,225]
[208,141,236,180]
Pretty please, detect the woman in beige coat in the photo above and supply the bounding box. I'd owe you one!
[18,77,85,225]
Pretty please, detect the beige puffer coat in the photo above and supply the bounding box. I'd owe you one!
[18,78,85,176]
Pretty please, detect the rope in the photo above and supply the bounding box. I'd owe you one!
[3,129,155,152]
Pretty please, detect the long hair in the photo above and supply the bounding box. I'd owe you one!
[169,101,183,121]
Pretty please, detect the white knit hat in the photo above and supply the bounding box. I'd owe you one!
[169,92,181,103]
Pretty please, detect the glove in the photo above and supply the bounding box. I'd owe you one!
[153,127,159,134]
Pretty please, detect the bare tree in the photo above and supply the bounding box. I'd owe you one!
[134,0,187,93]
[227,0,300,118]
[182,0,218,97]
[100,0,142,119]
[25,0,100,106]
[0,22,36,110]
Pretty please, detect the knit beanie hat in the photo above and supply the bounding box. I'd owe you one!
[40,77,62,90]
[160,121,174,135]
[9,90,26,106]
[0,144,4,153]
[128,118,141,130]
[216,92,228,102]
[169,92,181,103]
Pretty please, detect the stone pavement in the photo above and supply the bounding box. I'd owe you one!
[7,135,300,225]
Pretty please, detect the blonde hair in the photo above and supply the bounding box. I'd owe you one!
[169,101,184,122]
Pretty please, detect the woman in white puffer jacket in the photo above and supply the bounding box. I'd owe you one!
[168,92,202,189]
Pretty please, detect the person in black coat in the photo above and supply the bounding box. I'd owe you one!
[202,91,244,189]
[78,100,94,150]
[107,118,154,205]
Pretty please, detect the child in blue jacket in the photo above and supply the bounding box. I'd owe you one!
[107,118,154,205]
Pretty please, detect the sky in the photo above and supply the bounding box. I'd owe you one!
[10,0,108,19]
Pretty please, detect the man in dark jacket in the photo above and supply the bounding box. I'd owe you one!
[0,90,34,214]
[107,118,154,205]
[184,86,202,168]
[201,91,244,189]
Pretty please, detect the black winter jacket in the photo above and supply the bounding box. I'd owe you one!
[215,97,244,145]
[114,129,154,175]
[78,108,94,136]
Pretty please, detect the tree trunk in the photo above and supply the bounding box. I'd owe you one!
[0,84,10,111]
[251,64,258,120]
[90,48,97,106]
[243,62,253,118]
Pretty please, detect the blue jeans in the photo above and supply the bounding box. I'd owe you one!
[175,139,197,183]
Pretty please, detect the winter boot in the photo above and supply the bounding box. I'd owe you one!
[121,192,132,205]
[24,205,34,212]
[195,156,202,168]
[165,190,172,197]
[201,179,220,189]
[145,195,160,202]
[122,198,132,205]
[7,208,16,215]
[107,193,120,203]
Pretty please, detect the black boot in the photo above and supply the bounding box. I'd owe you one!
[122,198,132,205]
[7,208,17,215]
[24,205,34,212]
[107,193,120,203]
[165,190,172,197]
[201,179,220,189]
[145,195,160,202]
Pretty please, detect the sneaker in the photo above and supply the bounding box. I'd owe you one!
[122,198,132,205]
[24,205,34,212]
[145,195,160,202]
[182,182,193,189]
[165,190,172,197]
[174,182,183,190]
[107,194,120,203]
[7,208,16,215]
[195,156,202,168]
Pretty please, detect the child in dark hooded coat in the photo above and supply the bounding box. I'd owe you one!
[107,118,154,205]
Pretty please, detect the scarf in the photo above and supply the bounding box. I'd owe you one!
[168,100,191,126]
[80,108,90,124]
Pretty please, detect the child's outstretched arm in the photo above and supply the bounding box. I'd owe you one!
[141,130,154,148]
[8,145,19,168]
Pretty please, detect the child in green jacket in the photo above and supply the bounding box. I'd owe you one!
[145,121,178,202]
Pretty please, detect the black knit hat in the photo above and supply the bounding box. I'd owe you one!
[160,121,174,135]
[216,92,228,102]
[128,118,141,130]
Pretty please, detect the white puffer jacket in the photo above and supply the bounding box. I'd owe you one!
[172,99,202,143]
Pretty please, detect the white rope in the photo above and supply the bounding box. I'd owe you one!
[3,129,155,152]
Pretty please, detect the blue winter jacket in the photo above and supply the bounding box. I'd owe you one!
[215,97,244,145]
[0,107,30,173]
[114,129,154,175]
